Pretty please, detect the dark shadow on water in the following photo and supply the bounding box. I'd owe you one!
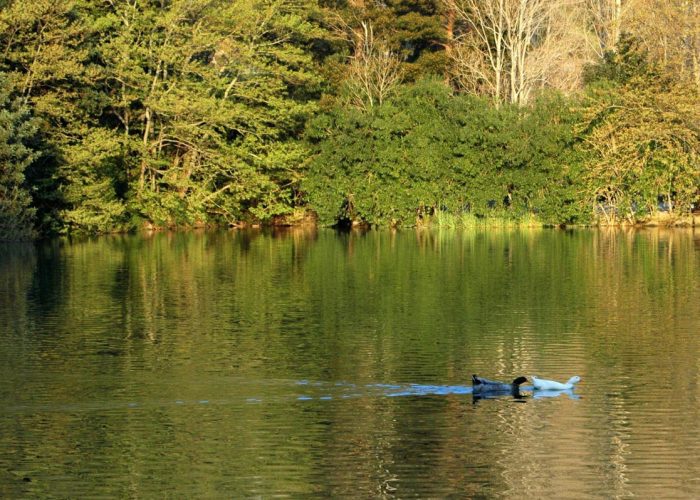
[471,388,528,404]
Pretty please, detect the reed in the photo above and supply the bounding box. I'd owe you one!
[425,209,544,228]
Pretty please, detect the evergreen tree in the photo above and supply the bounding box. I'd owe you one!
[0,74,38,240]
[0,0,124,233]
[100,0,325,227]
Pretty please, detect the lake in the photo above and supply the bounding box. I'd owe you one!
[1,227,699,497]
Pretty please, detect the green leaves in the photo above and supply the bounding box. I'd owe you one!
[579,53,700,222]
[0,0,328,234]
[304,80,587,227]
[0,74,39,240]
[103,0,326,228]
[0,0,697,236]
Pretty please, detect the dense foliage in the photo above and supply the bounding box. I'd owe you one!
[0,0,698,237]
[578,38,700,223]
[0,75,38,240]
[305,80,586,226]
[1,0,325,234]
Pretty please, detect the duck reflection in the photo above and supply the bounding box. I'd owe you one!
[471,387,581,403]
[471,389,528,404]
[532,388,580,400]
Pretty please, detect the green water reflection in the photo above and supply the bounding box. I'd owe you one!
[1,228,699,497]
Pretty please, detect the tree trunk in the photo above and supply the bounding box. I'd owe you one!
[612,0,622,49]
[139,107,152,191]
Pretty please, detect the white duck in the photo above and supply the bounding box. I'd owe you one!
[531,375,581,391]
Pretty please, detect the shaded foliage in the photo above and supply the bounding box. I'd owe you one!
[583,34,653,86]
[0,74,38,240]
[320,0,449,85]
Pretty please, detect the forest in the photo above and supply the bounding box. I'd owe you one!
[0,0,698,238]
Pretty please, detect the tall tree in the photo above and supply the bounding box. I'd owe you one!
[0,74,38,240]
[445,0,591,105]
[323,0,449,85]
[343,21,403,109]
[99,0,324,226]
[580,48,700,222]
[585,0,626,56]
[0,0,125,233]
[104,0,328,227]
[626,0,700,89]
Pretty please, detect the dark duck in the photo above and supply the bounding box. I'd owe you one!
[472,374,528,396]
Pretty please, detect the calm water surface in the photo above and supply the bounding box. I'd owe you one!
[1,228,700,497]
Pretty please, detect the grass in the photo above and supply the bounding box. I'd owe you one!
[423,209,544,229]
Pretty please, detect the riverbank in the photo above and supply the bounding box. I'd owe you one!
[140,209,699,233]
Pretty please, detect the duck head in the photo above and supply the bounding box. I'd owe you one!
[512,376,528,386]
